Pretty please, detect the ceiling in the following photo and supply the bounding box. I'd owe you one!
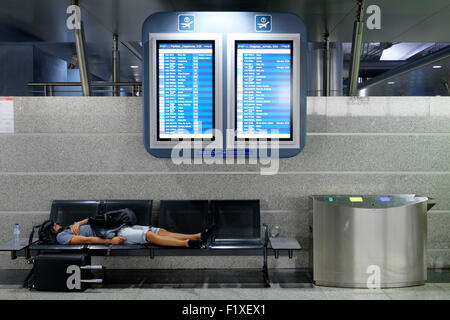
[0,0,449,90]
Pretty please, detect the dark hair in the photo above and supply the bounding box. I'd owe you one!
[38,220,58,244]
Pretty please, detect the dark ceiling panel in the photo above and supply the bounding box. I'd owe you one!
[0,0,449,86]
[1,0,449,42]
[170,0,269,11]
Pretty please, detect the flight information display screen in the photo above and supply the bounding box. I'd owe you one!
[157,41,214,140]
[235,41,293,140]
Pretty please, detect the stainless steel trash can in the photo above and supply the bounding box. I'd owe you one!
[311,194,435,288]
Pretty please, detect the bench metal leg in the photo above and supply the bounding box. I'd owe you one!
[150,248,155,259]
[263,246,270,287]
[23,266,34,289]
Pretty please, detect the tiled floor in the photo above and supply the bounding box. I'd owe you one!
[0,283,449,300]
[0,269,448,300]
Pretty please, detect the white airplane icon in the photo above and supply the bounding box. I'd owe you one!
[181,20,193,28]
[257,21,270,28]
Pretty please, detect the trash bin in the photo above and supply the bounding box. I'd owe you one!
[310,194,435,288]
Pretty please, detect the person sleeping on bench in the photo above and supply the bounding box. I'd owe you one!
[53,219,215,249]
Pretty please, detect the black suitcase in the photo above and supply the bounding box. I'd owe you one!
[31,254,102,291]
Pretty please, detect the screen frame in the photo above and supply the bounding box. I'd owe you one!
[227,33,300,149]
[149,33,223,148]
[156,40,216,141]
[234,40,294,141]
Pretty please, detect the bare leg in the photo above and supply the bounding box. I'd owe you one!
[145,231,189,247]
[158,228,201,240]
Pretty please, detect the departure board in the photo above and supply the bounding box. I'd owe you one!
[235,41,292,140]
[157,41,214,140]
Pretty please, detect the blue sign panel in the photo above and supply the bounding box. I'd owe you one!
[178,14,195,32]
[379,196,392,202]
[157,41,214,140]
[255,15,272,32]
[236,42,292,139]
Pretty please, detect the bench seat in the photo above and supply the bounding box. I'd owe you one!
[208,241,264,250]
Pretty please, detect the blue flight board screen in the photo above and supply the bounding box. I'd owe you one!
[157,41,214,140]
[235,41,292,140]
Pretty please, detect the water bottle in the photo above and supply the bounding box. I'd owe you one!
[13,223,20,246]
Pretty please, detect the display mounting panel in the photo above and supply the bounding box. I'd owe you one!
[235,41,293,140]
[157,40,215,140]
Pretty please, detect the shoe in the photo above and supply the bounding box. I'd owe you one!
[201,224,216,244]
[188,239,203,249]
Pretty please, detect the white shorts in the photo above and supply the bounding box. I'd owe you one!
[117,225,160,244]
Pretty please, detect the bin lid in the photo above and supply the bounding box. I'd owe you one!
[310,194,430,209]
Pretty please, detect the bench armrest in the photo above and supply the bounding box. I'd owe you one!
[263,224,269,246]
[29,224,41,246]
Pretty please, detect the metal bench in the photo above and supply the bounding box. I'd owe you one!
[1,199,301,288]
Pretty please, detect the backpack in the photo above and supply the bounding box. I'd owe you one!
[88,208,137,228]
[37,220,58,244]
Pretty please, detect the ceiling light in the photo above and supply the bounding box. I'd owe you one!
[130,65,139,69]
[387,81,395,85]
[432,65,442,69]
[380,42,435,61]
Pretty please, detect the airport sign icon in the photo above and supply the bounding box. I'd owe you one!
[178,14,195,32]
[255,15,272,32]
